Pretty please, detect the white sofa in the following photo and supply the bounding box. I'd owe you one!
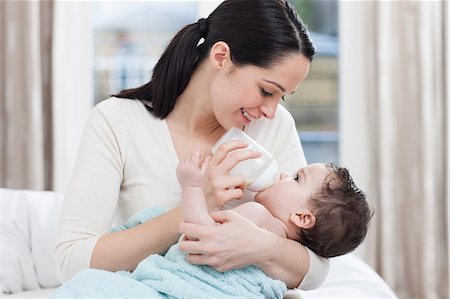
[0,188,397,299]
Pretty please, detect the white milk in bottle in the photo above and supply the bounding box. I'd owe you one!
[212,128,278,192]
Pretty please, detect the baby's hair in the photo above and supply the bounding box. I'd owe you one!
[298,163,374,258]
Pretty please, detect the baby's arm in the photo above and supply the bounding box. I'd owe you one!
[232,202,287,238]
[176,149,215,226]
[177,149,286,237]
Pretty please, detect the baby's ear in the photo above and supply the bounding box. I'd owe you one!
[290,210,316,230]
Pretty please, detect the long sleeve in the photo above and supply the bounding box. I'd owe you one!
[55,100,125,283]
[298,247,330,290]
[55,98,183,283]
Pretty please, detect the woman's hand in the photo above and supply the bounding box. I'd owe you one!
[202,140,261,211]
[178,209,279,272]
[177,141,311,288]
[179,209,310,288]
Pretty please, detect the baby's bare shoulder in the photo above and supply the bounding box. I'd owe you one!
[232,202,274,225]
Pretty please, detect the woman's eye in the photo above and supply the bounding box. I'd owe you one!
[261,88,273,97]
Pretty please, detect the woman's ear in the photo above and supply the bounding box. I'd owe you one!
[209,41,232,69]
[290,210,316,230]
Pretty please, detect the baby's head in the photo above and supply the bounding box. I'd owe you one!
[297,163,373,257]
[255,163,373,258]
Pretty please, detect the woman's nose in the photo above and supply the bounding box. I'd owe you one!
[259,100,278,119]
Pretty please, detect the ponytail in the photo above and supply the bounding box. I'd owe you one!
[114,0,315,120]
[114,20,208,119]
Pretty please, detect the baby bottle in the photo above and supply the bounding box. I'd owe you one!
[212,128,278,192]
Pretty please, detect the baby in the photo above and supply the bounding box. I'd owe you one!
[177,148,373,258]
[51,148,373,299]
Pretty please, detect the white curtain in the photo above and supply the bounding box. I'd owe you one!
[52,1,93,194]
[0,0,93,193]
[0,1,54,190]
[340,1,449,298]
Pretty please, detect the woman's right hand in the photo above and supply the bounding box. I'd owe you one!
[202,140,261,211]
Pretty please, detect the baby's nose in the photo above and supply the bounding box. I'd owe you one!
[279,172,290,180]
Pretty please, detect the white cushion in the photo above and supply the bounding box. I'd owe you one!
[0,189,63,294]
[297,254,397,298]
[0,288,56,298]
[0,188,397,299]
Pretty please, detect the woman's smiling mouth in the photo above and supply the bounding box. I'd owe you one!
[241,108,255,124]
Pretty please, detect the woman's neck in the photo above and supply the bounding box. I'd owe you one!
[166,66,222,138]
[165,64,226,161]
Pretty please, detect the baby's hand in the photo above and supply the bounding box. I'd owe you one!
[176,148,211,188]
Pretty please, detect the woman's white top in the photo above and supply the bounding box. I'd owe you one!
[55,97,329,288]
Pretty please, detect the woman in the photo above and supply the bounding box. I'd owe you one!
[56,0,328,290]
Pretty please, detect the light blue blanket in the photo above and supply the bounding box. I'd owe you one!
[51,206,287,299]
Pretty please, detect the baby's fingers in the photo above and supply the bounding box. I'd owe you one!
[201,156,211,173]
[189,147,202,165]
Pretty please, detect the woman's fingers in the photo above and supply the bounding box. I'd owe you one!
[203,176,245,208]
[200,140,260,210]
[213,149,261,175]
[209,140,249,166]
[178,224,226,267]
[178,242,207,255]
[179,222,216,245]
[207,146,261,179]
[207,175,245,191]
[178,210,266,272]
[209,209,240,223]
[184,254,209,265]
[179,210,243,241]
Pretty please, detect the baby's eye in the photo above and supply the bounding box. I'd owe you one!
[294,173,300,182]
[281,96,286,102]
[261,88,273,97]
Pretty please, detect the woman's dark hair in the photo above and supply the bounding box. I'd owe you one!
[114,0,316,118]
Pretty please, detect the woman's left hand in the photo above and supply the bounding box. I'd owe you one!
[178,209,279,272]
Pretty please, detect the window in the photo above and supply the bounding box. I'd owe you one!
[92,0,339,163]
[287,0,339,163]
[92,1,202,103]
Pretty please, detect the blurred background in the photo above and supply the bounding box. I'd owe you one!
[90,0,340,164]
[1,1,448,298]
